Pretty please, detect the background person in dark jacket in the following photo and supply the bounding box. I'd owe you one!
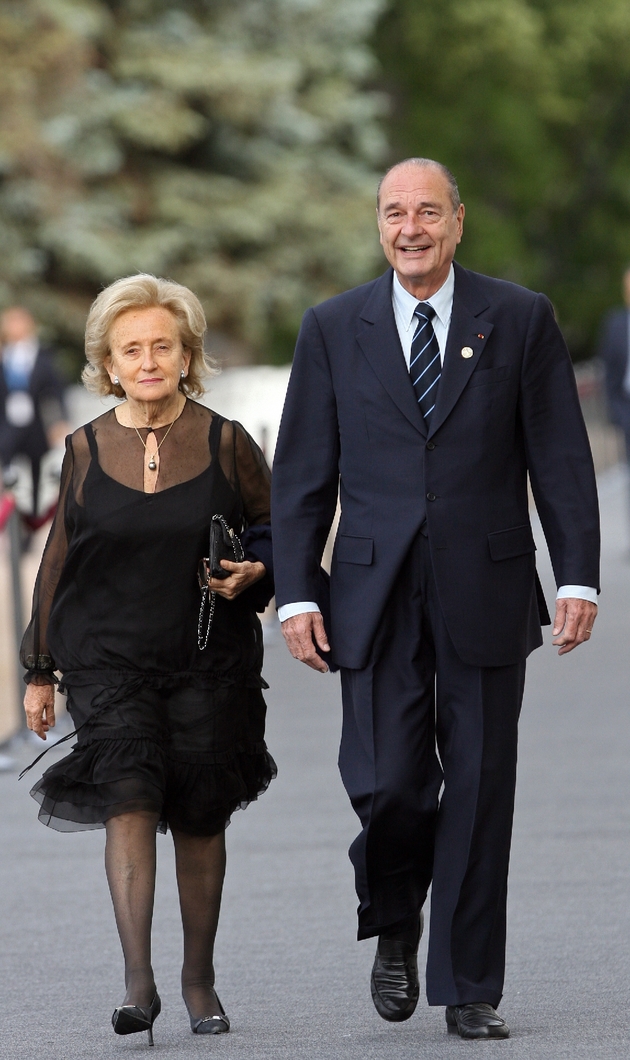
[0,307,68,517]
[599,267,630,472]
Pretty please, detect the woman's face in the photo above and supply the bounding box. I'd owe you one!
[105,306,191,405]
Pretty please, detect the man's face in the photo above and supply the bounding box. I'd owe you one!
[377,164,464,298]
[1,308,36,344]
[623,270,630,308]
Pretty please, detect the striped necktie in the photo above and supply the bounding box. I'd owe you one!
[410,302,441,424]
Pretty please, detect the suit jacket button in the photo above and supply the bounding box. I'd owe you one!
[426,492,436,501]
[426,442,435,450]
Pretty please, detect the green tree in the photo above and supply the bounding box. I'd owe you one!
[375,0,630,359]
[0,0,387,368]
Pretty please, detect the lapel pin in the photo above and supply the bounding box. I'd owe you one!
[461,346,474,359]
[477,333,485,339]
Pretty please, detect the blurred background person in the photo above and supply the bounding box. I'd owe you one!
[599,267,630,476]
[0,307,69,521]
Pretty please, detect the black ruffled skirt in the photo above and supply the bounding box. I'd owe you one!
[29,674,277,836]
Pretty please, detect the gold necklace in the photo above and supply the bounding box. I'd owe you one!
[129,403,182,471]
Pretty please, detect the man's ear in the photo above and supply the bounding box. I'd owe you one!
[376,207,384,247]
[456,203,465,243]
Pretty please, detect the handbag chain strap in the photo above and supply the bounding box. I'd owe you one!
[197,515,243,650]
[197,585,216,651]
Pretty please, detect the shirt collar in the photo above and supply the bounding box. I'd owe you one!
[392,264,455,332]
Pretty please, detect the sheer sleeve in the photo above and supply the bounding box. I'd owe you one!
[20,435,75,684]
[218,419,273,610]
[217,420,271,525]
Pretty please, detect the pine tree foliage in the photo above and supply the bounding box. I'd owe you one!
[0,0,387,365]
[375,0,630,360]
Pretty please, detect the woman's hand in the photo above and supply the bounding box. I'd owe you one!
[207,559,265,600]
[24,683,56,740]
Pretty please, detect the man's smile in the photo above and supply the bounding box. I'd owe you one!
[398,245,433,254]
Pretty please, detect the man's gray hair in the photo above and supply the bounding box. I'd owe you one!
[377,158,461,213]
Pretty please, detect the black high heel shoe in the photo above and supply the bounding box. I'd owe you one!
[185,989,230,1035]
[112,991,161,1046]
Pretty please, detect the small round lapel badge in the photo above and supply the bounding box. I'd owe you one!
[461,346,474,359]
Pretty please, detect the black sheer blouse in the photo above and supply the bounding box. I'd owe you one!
[21,400,273,687]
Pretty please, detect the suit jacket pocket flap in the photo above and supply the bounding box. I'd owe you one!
[336,535,374,565]
[467,365,511,388]
[488,524,535,561]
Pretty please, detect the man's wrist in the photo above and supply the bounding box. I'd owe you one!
[277,601,321,623]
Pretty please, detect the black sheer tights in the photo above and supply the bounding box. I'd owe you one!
[104,812,226,1017]
[174,828,226,1021]
[105,811,159,1009]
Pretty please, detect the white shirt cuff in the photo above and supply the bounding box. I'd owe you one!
[277,601,321,623]
[278,588,597,623]
[556,585,598,604]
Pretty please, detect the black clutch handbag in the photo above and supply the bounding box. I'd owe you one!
[197,515,245,650]
[205,514,245,580]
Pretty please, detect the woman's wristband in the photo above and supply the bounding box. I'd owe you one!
[23,655,58,686]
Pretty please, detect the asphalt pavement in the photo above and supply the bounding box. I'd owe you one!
[1,467,629,1059]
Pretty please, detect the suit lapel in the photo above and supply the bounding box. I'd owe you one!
[428,263,494,438]
[356,269,426,436]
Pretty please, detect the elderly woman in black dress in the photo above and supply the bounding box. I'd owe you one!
[22,275,276,1044]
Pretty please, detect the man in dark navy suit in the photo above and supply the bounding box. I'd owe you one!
[271,159,600,1039]
[599,266,630,475]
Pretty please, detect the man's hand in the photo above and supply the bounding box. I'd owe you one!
[24,682,56,740]
[552,598,598,655]
[281,612,330,673]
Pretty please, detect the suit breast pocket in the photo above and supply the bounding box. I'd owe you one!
[467,365,512,388]
[335,535,374,565]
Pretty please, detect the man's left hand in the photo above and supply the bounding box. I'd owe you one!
[552,598,597,655]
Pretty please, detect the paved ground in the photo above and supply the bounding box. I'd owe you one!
[1,467,629,1059]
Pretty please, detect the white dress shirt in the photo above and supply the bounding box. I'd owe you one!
[3,338,39,378]
[277,270,597,622]
[392,266,454,367]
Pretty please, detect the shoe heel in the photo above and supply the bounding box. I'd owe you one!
[112,990,160,1045]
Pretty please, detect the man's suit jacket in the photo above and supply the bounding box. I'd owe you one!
[272,263,600,670]
[598,308,630,434]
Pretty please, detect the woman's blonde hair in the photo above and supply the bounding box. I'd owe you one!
[82,274,217,399]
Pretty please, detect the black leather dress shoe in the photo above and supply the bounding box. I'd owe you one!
[370,912,423,1022]
[445,1003,510,1039]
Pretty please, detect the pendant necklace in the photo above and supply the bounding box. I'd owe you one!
[130,404,182,471]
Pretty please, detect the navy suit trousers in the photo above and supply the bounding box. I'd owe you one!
[339,533,525,1007]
